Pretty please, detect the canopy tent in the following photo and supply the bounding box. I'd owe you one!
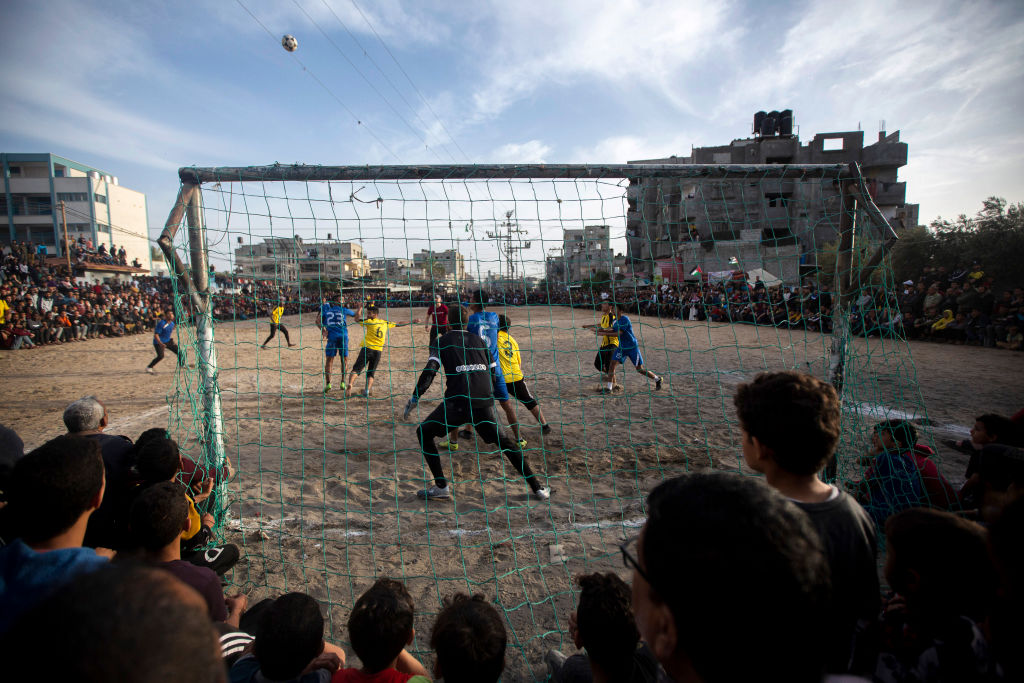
[745,267,782,287]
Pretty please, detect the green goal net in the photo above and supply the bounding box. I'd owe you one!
[157,163,947,681]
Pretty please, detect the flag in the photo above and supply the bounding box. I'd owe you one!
[689,266,702,276]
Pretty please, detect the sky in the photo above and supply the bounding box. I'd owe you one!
[1,0,1022,275]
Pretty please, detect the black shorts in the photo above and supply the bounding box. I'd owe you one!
[594,346,616,372]
[507,379,538,410]
[352,348,381,377]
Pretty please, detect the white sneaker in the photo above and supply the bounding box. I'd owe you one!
[534,487,551,501]
[145,367,155,374]
[417,485,452,500]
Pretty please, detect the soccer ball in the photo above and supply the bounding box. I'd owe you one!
[281,34,298,52]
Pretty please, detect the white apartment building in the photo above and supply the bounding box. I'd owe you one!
[2,153,152,272]
[234,236,370,284]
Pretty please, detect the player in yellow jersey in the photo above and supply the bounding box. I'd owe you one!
[439,313,551,451]
[345,305,419,397]
[260,302,294,348]
[582,298,618,386]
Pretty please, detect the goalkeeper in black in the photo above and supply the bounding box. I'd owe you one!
[405,305,550,501]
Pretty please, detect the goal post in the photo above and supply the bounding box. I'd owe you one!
[156,161,931,679]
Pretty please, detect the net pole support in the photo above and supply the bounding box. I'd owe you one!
[158,184,204,312]
[824,175,858,481]
[185,186,228,511]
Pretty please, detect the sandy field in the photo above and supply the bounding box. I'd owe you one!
[3,305,1020,681]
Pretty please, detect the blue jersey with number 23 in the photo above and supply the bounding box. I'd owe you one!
[321,303,356,336]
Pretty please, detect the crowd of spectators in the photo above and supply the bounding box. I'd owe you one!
[1,242,177,350]
[2,382,1021,681]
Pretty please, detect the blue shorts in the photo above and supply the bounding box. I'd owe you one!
[325,334,348,358]
[613,346,644,367]
[492,371,510,402]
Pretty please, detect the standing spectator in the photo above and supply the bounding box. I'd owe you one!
[627,472,830,683]
[62,396,135,549]
[424,293,449,353]
[734,371,879,674]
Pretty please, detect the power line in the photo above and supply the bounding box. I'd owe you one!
[291,0,453,163]
[61,204,154,243]
[346,0,472,162]
[318,0,460,163]
[234,0,404,162]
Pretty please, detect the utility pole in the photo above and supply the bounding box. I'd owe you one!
[59,200,71,272]
[486,210,530,287]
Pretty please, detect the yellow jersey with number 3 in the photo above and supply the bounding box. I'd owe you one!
[359,318,397,351]
[497,330,524,383]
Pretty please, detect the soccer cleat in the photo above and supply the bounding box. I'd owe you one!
[517,438,528,449]
[541,424,552,435]
[360,389,369,397]
[417,485,452,500]
[402,398,417,421]
[656,376,663,391]
[145,367,155,375]
[534,487,551,501]
[599,387,611,394]
[438,439,459,451]
[340,382,347,391]
[324,383,332,393]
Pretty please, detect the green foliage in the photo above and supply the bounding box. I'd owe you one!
[888,197,1024,287]
[584,270,612,294]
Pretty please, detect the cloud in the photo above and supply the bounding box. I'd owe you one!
[570,134,695,164]
[490,140,552,163]
[468,0,741,120]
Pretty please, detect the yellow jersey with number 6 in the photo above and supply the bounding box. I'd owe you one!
[359,318,397,351]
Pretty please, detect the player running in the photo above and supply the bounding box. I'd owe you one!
[145,310,183,374]
[345,305,420,397]
[318,292,361,393]
[409,305,550,501]
[595,302,664,393]
[261,301,294,349]
[582,297,619,387]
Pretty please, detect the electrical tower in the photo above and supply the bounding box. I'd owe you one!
[486,210,530,285]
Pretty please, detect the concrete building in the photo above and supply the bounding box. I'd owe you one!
[625,114,918,282]
[561,225,616,284]
[2,153,152,272]
[412,248,466,283]
[234,236,369,284]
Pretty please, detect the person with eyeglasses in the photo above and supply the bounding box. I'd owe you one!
[626,472,831,683]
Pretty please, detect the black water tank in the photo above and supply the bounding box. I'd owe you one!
[767,111,781,135]
[754,111,766,135]
[779,109,794,135]
[761,114,776,137]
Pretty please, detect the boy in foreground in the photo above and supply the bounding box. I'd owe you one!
[331,578,430,682]
[733,371,878,674]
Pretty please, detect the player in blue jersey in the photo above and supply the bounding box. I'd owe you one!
[145,310,183,374]
[440,290,526,450]
[595,302,663,393]
[318,292,361,393]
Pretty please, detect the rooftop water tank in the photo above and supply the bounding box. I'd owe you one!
[753,111,766,136]
[779,109,794,136]
[761,114,776,137]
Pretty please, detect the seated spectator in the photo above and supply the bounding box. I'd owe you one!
[0,564,226,682]
[855,419,959,524]
[332,578,430,682]
[133,435,239,574]
[946,412,1022,455]
[734,371,878,674]
[874,509,999,682]
[996,324,1022,350]
[546,573,658,682]
[129,481,246,625]
[628,472,830,683]
[231,592,344,683]
[0,435,109,633]
[0,424,25,543]
[63,396,135,549]
[430,593,506,683]
[961,442,1024,516]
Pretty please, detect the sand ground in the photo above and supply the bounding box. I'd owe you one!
[3,305,1020,681]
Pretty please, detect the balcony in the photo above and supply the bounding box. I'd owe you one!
[871,181,906,207]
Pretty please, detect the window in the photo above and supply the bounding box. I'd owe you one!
[57,192,89,202]
[54,167,65,177]
[822,138,844,152]
[96,222,111,233]
[8,166,20,176]
[94,193,107,204]
[25,195,53,216]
